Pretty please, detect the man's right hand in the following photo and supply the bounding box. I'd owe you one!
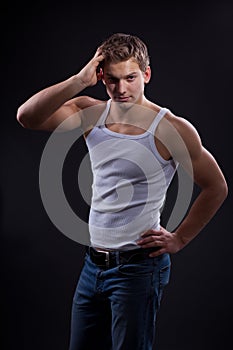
[77,48,104,88]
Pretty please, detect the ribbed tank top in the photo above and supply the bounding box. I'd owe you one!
[85,99,178,250]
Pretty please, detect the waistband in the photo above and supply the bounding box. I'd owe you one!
[85,246,160,269]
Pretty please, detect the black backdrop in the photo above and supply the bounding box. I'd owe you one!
[1,1,232,349]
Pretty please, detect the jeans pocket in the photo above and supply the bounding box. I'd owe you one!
[118,262,154,278]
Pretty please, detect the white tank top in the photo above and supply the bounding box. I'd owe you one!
[85,100,178,250]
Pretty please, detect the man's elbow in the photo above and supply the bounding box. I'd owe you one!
[217,178,228,204]
[222,180,228,201]
[16,106,37,129]
[17,106,29,128]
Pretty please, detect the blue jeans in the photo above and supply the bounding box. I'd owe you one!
[69,251,171,350]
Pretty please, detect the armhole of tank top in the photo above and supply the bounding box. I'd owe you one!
[148,108,171,164]
[85,99,111,140]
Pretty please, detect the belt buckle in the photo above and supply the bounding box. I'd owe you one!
[96,249,110,268]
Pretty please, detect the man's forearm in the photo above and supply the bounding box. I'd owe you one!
[174,184,227,247]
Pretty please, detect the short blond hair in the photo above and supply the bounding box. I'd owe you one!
[99,33,150,72]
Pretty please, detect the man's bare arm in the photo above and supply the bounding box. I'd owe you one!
[138,114,228,255]
[16,49,104,131]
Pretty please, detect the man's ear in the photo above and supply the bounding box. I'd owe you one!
[100,69,106,85]
[144,66,151,84]
[97,68,104,82]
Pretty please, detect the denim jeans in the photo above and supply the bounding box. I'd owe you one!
[68,251,171,350]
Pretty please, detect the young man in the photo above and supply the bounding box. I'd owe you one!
[17,33,228,350]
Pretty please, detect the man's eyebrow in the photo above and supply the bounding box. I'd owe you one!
[105,72,138,78]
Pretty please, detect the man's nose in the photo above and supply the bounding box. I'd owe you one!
[116,80,126,94]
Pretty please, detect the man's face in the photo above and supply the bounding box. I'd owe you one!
[102,58,151,104]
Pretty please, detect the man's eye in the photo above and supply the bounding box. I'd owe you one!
[127,76,136,81]
[108,78,117,83]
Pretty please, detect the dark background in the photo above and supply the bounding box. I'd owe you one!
[1,1,232,349]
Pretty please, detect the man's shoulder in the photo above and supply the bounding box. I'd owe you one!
[157,108,202,160]
[74,95,108,110]
[74,96,108,133]
[161,108,196,134]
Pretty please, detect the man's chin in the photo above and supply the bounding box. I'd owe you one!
[114,100,134,110]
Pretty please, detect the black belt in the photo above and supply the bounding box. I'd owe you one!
[86,246,159,269]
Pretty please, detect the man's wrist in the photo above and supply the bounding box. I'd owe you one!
[173,231,190,250]
[68,74,88,94]
[72,73,90,90]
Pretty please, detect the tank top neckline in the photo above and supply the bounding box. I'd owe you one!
[99,99,168,139]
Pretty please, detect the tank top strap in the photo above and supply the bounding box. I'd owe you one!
[96,99,111,126]
[147,107,169,135]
